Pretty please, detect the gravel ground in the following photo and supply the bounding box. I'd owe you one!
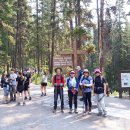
[0,85,130,130]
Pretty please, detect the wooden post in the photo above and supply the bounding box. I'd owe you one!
[73,40,77,68]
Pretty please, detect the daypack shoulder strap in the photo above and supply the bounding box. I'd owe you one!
[54,75,63,83]
[82,76,90,83]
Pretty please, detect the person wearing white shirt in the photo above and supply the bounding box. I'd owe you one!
[66,70,79,114]
[41,71,48,96]
[10,69,17,101]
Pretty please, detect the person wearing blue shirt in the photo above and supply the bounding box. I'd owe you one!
[80,69,93,114]
[66,70,79,114]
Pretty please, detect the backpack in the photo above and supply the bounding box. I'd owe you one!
[54,75,63,83]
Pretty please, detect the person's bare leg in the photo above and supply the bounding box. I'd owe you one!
[41,86,43,96]
[17,92,20,105]
[24,91,27,99]
[28,88,31,100]
[43,86,46,96]
[21,92,25,105]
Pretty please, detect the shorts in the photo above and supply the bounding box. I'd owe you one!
[41,82,47,86]
[24,83,29,91]
[17,85,24,93]
[3,87,9,96]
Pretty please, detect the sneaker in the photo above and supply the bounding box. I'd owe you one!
[13,98,16,102]
[10,99,13,102]
[88,108,91,114]
[23,102,26,106]
[103,113,107,117]
[69,109,72,114]
[53,109,56,113]
[24,97,27,100]
[97,112,102,116]
[84,110,87,113]
[29,97,31,100]
[74,109,78,114]
[17,102,20,106]
[61,109,64,113]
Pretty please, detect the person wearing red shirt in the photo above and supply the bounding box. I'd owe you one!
[52,68,65,113]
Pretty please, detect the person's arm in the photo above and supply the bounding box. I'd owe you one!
[79,76,83,86]
[85,79,93,87]
[52,76,54,87]
[16,78,18,87]
[75,78,79,91]
[103,82,107,95]
[102,78,107,95]
[62,76,65,87]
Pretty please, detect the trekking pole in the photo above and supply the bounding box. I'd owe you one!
[82,86,85,113]
[98,94,105,102]
[53,83,58,113]
[60,84,63,112]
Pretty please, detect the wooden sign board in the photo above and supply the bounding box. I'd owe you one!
[53,55,73,67]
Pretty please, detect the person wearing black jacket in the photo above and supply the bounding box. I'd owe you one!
[93,68,107,117]
[1,73,10,104]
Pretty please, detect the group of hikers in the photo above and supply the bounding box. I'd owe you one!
[0,66,107,117]
[1,69,31,105]
[48,66,107,117]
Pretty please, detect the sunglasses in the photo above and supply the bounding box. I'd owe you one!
[70,73,75,74]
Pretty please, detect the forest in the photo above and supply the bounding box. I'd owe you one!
[0,0,130,92]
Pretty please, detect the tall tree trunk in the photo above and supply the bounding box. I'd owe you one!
[99,0,104,72]
[36,0,40,73]
[97,0,100,51]
[50,0,56,75]
[69,1,74,68]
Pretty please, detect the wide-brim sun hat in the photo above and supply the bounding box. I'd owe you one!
[76,66,81,70]
[70,70,75,74]
[94,68,101,74]
[83,69,89,74]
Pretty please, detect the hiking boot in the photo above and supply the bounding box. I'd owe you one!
[84,110,87,113]
[17,102,20,106]
[24,97,27,100]
[53,109,56,113]
[103,113,107,117]
[69,109,72,114]
[10,99,13,102]
[97,112,102,116]
[74,109,78,114]
[13,98,16,102]
[88,108,91,114]
[61,109,64,113]
[29,97,31,100]
[23,102,26,106]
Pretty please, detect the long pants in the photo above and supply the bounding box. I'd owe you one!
[54,87,64,110]
[68,90,78,110]
[96,93,107,114]
[83,92,92,110]
[10,85,16,101]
